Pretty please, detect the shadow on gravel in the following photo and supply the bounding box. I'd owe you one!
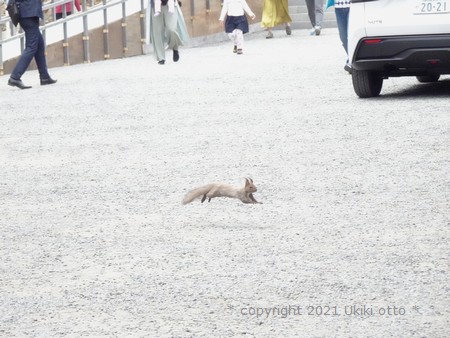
[379,78,450,99]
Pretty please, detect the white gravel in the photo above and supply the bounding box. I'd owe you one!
[1,28,449,337]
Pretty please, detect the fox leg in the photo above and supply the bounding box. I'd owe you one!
[201,194,207,203]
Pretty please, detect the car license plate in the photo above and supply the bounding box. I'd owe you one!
[414,0,450,14]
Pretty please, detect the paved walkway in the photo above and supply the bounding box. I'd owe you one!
[1,28,449,337]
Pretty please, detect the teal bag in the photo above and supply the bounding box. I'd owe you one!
[326,0,335,9]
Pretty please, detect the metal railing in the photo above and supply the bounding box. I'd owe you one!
[0,0,146,75]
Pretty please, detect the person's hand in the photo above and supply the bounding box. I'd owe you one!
[250,14,256,20]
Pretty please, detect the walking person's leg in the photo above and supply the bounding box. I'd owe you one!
[335,7,351,72]
[9,17,56,88]
[34,29,52,81]
[285,22,291,35]
[235,29,244,54]
[10,18,40,80]
[228,29,238,52]
[335,7,350,55]
[261,0,275,38]
[163,5,182,62]
[150,6,166,63]
[305,0,316,29]
[9,17,41,88]
[314,0,324,35]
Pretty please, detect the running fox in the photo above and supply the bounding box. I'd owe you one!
[182,178,262,204]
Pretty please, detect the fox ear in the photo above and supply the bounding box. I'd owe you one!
[248,178,253,183]
[244,177,250,185]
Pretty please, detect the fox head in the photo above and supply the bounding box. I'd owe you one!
[244,178,257,193]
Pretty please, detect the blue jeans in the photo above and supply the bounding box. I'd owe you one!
[335,7,350,56]
[11,17,50,80]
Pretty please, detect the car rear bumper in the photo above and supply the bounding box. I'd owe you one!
[352,34,450,76]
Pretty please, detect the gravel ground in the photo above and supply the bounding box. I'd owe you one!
[1,28,449,337]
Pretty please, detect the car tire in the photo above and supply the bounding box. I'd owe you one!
[352,70,383,98]
[416,74,440,83]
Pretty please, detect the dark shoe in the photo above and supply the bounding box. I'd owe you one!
[173,50,179,62]
[236,49,243,55]
[233,45,237,53]
[344,63,352,74]
[40,77,57,85]
[314,25,321,36]
[266,31,273,39]
[8,78,32,89]
[285,25,291,36]
[158,60,165,65]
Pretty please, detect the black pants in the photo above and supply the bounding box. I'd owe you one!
[56,12,72,20]
[11,17,50,80]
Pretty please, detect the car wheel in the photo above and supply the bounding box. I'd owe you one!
[352,70,383,98]
[416,74,440,83]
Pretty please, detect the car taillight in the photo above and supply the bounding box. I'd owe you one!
[364,39,383,45]
[427,59,441,65]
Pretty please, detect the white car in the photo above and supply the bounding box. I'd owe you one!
[348,0,450,97]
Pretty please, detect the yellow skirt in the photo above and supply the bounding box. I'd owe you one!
[261,0,292,28]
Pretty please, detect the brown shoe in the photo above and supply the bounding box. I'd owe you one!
[237,49,243,55]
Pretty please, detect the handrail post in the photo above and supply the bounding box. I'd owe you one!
[63,1,70,65]
[140,0,145,53]
[0,44,3,76]
[42,28,47,57]
[51,0,56,20]
[82,0,90,63]
[190,0,195,18]
[121,0,127,55]
[20,29,25,54]
[102,0,110,59]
